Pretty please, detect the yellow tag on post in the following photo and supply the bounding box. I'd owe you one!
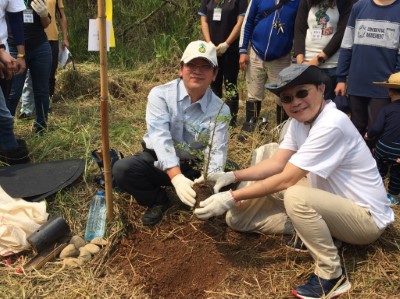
[106,0,115,47]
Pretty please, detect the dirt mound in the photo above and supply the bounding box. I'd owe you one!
[109,206,300,299]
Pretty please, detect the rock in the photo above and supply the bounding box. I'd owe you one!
[59,244,79,259]
[78,247,92,262]
[69,235,86,249]
[78,256,91,264]
[90,237,107,246]
[84,243,100,255]
[63,257,84,267]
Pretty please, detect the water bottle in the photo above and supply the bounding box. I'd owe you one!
[84,191,106,241]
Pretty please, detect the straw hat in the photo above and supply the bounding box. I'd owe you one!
[373,72,400,89]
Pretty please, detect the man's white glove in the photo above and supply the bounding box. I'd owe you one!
[31,0,49,18]
[171,174,196,208]
[216,42,229,56]
[194,171,236,193]
[194,191,235,220]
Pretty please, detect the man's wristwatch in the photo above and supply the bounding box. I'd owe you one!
[17,53,25,59]
[0,44,6,51]
[317,54,326,64]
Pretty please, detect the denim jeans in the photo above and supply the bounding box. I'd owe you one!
[0,88,18,151]
[321,67,337,101]
[7,42,52,129]
[20,69,35,115]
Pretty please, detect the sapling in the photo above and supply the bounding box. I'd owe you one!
[193,84,236,207]
[171,84,236,207]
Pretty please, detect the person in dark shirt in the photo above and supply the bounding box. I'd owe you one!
[199,0,247,127]
[6,0,52,135]
[365,72,400,205]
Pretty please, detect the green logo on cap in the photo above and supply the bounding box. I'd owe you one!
[199,43,206,53]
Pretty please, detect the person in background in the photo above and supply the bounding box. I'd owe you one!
[294,0,357,101]
[0,0,26,98]
[238,0,300,131]
[194,64,394,299]
[19,0,69,119]
[0,40,30,165]
[365,72,400,205]
[199,0,248,127]
[335,0,400,146]
[112,41,230,226]
[6,0,52,135]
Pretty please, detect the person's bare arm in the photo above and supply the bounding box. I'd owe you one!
[224,15,244,46]
[57,7,69,48]
[200,16,211,43]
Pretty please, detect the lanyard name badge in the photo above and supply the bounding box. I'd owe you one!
[23,9,34,23]
[23,0,33,24]
[213,0,224,21]
[311,26,322,40]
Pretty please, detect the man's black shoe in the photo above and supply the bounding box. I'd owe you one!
[141,204,168,226]
[0,139,30,165]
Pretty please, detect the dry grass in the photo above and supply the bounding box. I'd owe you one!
[1,62,399,298]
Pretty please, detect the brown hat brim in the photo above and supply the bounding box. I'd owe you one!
[373,82,400,89]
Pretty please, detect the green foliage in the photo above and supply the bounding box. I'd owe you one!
[66,0,201,69]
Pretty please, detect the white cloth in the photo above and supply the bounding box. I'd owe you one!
[280,101,394,230]
[0,0,26,50]
[0,186,48,256]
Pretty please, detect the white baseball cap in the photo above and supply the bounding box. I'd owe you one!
[181,40,218,67]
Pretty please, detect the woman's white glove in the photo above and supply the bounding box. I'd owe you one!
[194,171,236,193]
[171,174,196,207]
[31,0,49,18]
[216,42,229,56]
[194,191,235,220]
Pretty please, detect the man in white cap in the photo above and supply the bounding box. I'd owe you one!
[113,40,230,226]
[194,64,394,298]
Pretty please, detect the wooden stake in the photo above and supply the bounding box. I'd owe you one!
[98,0,113,220]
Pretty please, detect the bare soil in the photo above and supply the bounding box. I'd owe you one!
[108,198,312,299]
[193,181,214,208]
[107,196,400,299]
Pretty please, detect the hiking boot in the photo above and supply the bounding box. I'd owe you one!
[0,139,30,165]
[32,124,47,136]
[141,203,169,226]
[238,117,268,142]
[292,271,351,299]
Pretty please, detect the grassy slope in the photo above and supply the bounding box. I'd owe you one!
[1,0,399,297]
[1,59,399,298]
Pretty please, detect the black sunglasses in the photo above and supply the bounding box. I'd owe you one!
[280,88,311,104]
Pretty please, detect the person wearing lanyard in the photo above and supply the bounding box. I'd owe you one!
[199,0,248,127]
[6,0,52,135]
[19,0,70,119]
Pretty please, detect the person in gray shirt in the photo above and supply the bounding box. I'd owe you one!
[113,40,230,226]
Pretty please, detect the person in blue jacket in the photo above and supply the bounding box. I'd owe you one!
[335,0,400,145]
[239,0,300,130]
